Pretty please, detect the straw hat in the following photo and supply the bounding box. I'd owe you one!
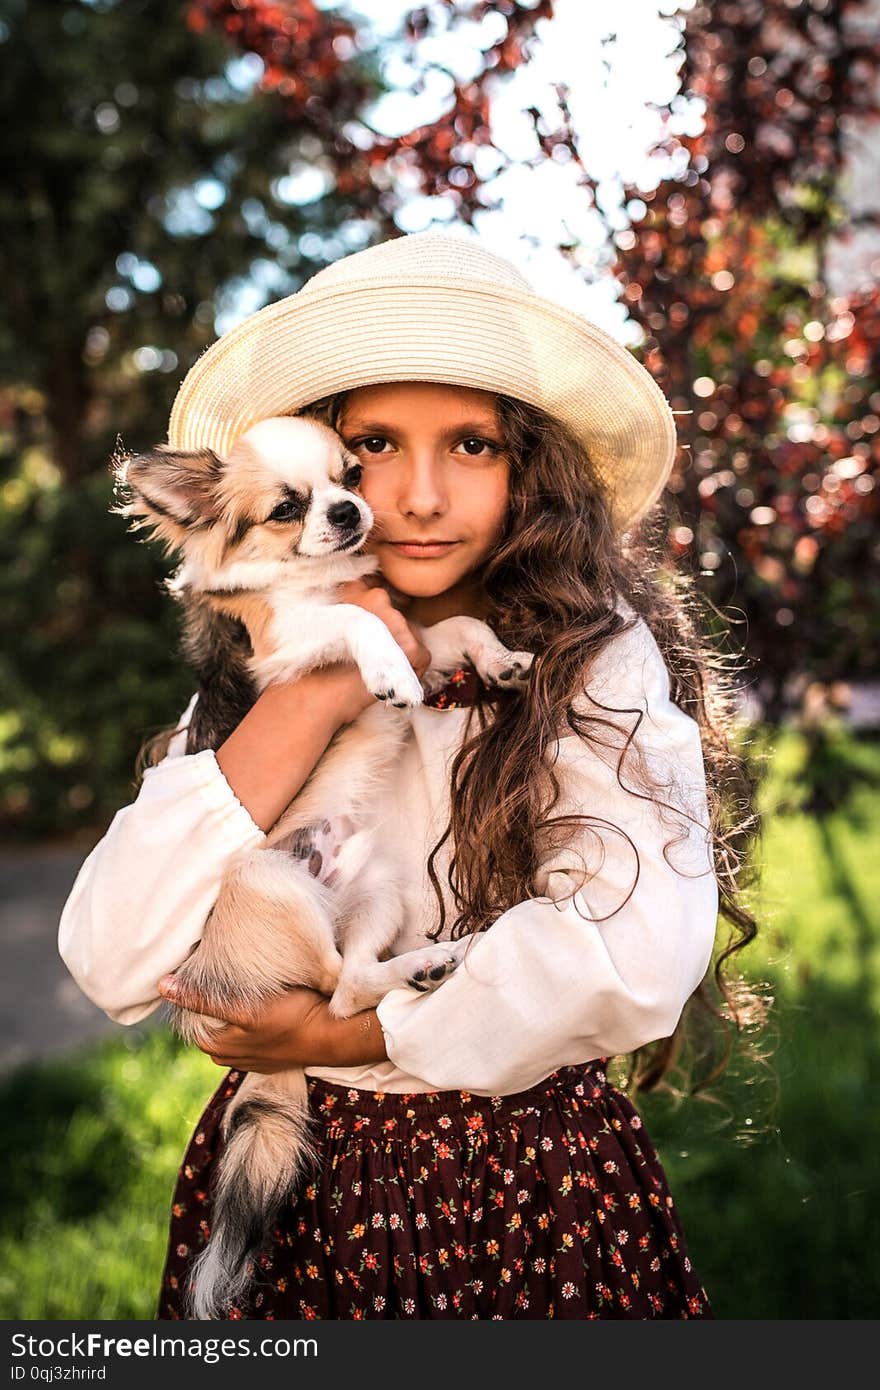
[168,229,678,533]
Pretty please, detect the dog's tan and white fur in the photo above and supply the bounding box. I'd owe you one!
[114,416,533,1318]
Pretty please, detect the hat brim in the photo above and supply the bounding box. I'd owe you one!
[168,276,677,533]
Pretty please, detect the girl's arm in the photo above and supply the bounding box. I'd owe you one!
[214,663,372,832]
[373,618,721,1095]
[57,664,372,1025]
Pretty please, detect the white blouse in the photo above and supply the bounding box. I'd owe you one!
[57,608,719,1096]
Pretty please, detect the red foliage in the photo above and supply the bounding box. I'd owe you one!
[187,1,371,127]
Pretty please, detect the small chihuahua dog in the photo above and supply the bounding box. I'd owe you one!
[114,415,533,1318]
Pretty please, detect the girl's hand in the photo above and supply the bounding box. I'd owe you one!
[156,974,388,1072]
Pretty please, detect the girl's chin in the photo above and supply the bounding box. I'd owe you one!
[378,553,469,589]
[381,571,461,597]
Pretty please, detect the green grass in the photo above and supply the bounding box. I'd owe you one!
[2,724,878,1318]
[635,721,880,1318]
[0,1029,218,1318]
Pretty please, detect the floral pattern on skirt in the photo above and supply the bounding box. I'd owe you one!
[158,1060,713,1320]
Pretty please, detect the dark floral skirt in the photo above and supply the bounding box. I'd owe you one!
[157,1060,713,1320]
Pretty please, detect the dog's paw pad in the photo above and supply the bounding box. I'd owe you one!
[482,650,534,688]
[275,815,354,889]
[406,954,462,992]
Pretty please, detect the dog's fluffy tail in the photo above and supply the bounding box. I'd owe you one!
[186,1070,316,1320]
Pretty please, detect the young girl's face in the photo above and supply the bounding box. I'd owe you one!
[338,381,510,612]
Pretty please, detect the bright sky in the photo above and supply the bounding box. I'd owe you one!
[337,0,700,345]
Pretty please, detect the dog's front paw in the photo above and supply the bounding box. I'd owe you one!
[478,648,534,689]
[360,656,425,709]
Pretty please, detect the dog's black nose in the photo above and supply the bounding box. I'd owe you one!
[327,500,361,531]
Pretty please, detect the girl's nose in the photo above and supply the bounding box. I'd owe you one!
[397,453,448,517]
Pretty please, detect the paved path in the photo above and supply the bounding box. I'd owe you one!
[0,841,133,1074]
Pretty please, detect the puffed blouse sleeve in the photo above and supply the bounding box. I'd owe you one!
[57,694,266,1025]
[375,614,720,1095]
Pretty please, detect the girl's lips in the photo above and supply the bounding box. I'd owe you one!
[387,541,460,558]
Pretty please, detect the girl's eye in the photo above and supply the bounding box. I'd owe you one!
[456,436,501,457]
[267,498,305,523]
[350,436,389,454]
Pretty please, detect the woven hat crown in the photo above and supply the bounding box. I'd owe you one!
[300,229,534,296]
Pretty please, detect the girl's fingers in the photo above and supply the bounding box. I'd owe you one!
[336,575,384,602]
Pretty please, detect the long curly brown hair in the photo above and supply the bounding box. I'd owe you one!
[297,387,773,1100]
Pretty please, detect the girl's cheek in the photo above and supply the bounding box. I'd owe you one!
[484,491,511,545]
[359,475,391,516]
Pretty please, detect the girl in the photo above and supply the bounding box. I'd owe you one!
[59,229,763,1320]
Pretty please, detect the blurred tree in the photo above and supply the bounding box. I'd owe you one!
[568,0,880,717]
[0,0,388,837]
[0,0,385,477]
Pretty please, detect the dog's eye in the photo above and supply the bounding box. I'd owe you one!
[343,464,363,488]
[267,498,305,523]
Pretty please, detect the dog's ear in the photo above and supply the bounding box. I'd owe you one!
[111,445,223,547]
